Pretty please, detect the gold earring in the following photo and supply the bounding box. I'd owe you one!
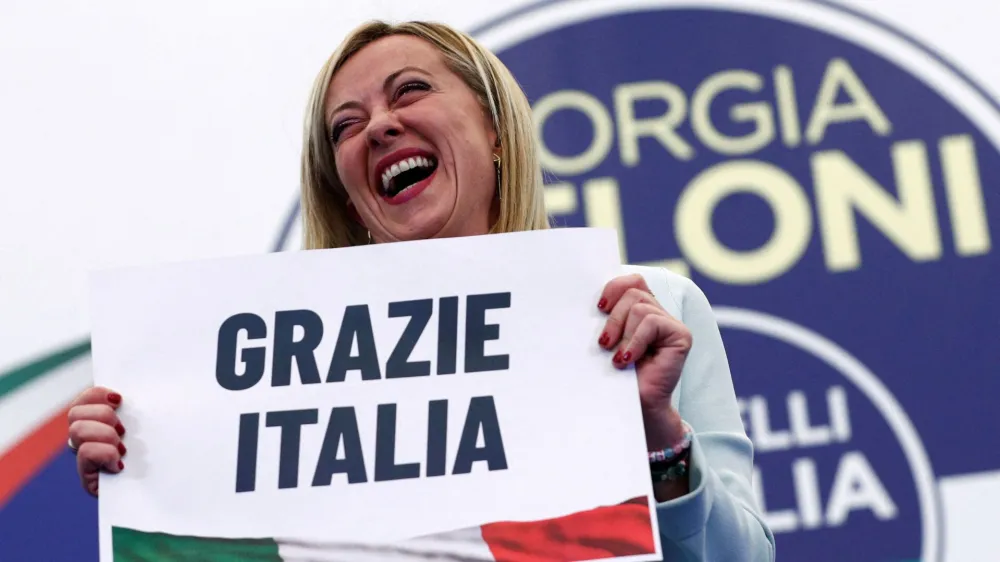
[493,154,502,201]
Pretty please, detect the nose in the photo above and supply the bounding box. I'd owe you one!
[366,109,404,149]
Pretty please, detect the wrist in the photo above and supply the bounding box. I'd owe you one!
[642,406,685,452]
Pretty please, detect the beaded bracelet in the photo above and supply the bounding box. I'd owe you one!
[648,421,693,465]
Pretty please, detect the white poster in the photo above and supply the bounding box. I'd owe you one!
[88,228,662,562]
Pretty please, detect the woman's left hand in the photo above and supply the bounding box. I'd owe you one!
[597,273,691,451]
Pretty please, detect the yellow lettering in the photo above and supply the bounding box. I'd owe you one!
[614,81,693,165]
[543,183,578,216]
[940,134,992,256]
[533,90,614,176]
[773,65,802,148]
[805,58,891,144]
[691,70,775,155]
[676,160,812,285]
[812,142,942,272]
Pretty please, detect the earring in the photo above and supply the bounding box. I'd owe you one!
[368,230,373,244]
[493,153,502,201]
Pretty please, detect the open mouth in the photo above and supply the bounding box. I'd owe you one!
[379,156,438,198]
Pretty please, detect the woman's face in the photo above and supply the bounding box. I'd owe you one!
[325,35,499,243]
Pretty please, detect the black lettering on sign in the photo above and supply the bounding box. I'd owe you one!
[272,309,323,387]
[234,413,260,493]
[374,404,422,482]
[216,313,267,391]
[386,299,432,379]
[327,305,382,383]
[217,292,513,391]
[437,296,459,375]
[453,396,508,474]
[312,407,368,486]
[465,293,512,373]
[266,409,319,489]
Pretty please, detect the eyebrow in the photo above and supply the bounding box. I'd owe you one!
[327,66,433,125]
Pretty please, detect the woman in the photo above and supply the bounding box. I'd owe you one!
[68,20,775,561]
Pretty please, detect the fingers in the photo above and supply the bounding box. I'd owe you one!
[599,286,658,351]
[597,273,651,314]
[615,314,693,369]
[69,419,125,453]
[77,441,125,496]
[69,386,122,410]
[68,404,125,439]
[67,387,128,496]
[614,302,662,360]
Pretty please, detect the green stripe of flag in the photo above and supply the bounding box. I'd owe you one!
[112,527,282,561]
[0,340,91,400]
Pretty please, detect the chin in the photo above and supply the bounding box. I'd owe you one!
[382,212,453,242]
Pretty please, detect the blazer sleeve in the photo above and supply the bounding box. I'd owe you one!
[651,270,776,561]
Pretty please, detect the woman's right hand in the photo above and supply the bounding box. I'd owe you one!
[67,386,127,496]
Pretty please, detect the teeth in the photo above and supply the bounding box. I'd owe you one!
[379,155,436,192]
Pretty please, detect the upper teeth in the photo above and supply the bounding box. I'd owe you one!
[382,156,434,191]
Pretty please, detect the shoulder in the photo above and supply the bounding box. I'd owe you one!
[620,264,713,321]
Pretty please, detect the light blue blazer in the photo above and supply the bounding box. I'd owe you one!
[624,264,776,561]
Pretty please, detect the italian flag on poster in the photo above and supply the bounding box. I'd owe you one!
[112,496,656,561]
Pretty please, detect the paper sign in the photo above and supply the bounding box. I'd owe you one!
[88,227,662,561]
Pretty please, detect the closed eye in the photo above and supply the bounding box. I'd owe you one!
[394,80,431,101]
[329,119,359,144]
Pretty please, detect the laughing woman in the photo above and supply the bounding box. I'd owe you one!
[68,20,775,561]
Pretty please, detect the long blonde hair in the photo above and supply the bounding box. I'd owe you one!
[299,20,551,249]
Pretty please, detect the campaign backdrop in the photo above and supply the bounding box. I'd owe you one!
[1,1,997,561]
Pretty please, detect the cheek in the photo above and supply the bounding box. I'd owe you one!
[334,144,368,194]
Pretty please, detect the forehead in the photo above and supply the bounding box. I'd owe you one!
[326,35,447,105]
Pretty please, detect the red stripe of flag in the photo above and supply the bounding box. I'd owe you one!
[481,496,656,561]
[0,406,72,508]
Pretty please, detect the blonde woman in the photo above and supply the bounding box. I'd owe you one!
[69,20,775,561]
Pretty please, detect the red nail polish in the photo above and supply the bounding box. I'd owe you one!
[108,393,121,405]
[622,351,633,362]
[598,332,609,346]
[117,460,124,470]
[118,443,127,455]
[613,350,623,363]
[115,423,125,436]
[598,298,607,310]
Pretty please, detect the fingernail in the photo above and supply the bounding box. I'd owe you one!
[598,332,609,347]
[118,443,127,456]
[622,351,633,362]
[115,423,125,436]
[597,298,607,310]
[613,350,623,363]
[118,460,124,470]
[108,393,121,405]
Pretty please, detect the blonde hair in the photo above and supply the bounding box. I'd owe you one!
[299,20,551,249]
